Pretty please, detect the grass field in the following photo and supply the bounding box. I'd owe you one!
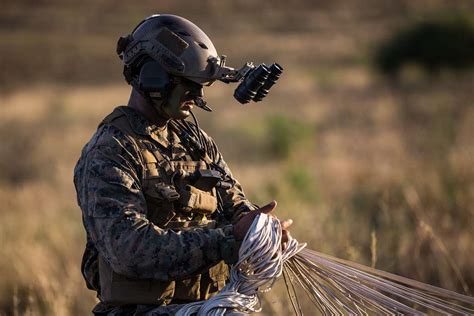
[1,1,473,314]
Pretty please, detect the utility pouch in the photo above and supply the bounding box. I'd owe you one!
[146,182,180,202]
[144,180,178,226]
[208,261,229,291]
[179,185,217,215]
[98,256,175,306]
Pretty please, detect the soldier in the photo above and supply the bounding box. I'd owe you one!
[74,14,291,315]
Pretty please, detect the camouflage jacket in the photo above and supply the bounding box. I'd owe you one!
[73,106,256,313]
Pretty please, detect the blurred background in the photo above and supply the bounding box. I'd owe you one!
[1,0,473,314]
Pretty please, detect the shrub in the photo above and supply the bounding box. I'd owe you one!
[374,15,474,76]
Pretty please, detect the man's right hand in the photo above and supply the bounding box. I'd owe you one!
[233,200,293,245]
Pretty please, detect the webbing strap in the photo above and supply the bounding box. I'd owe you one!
[100,106,167,168]
[166,219,216,230]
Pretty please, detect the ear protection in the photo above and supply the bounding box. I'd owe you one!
[138,61,171,99]
[117,35,173,100]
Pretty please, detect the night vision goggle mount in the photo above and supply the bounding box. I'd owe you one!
[209,56,283,104]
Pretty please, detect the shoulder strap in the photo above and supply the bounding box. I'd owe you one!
[99,106,134,134]
[101,106,171,174]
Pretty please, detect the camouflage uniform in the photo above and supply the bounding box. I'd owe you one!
[74,106,256,315]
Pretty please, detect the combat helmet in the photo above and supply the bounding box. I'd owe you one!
[117,14,222,90]
[117,14,283,106]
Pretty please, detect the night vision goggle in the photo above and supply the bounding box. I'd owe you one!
[208,55,283,104]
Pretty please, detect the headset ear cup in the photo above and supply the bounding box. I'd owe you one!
[139,61,171,98]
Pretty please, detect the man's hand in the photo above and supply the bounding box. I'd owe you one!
[233,200,293,247]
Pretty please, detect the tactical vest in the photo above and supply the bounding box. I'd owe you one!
[97,106,229,306]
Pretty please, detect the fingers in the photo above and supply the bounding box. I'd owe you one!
[282,229,292,250]
[258,200,277,214]
[281,219,293,230]
[281,218,292,250]
[282,229,291,243]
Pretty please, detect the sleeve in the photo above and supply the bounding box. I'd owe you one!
[203,133,258,224]
[75,126,237,281]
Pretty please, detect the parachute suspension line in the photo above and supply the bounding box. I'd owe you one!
[176,213,474,315]
[176,213,306,316]
[288,249,474,315]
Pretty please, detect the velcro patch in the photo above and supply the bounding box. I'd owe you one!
[156,28,189,56]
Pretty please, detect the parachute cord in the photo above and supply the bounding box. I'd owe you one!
[174,212,474,315]
[176,214,306,316]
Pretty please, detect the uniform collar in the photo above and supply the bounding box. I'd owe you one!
[120,106,174,149]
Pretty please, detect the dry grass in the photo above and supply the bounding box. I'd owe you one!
[1,1,473,314]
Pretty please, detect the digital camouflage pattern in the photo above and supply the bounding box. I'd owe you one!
[74,106,256,315]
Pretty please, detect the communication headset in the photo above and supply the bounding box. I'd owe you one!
[138,60,172,99]
[117,34,173,100]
